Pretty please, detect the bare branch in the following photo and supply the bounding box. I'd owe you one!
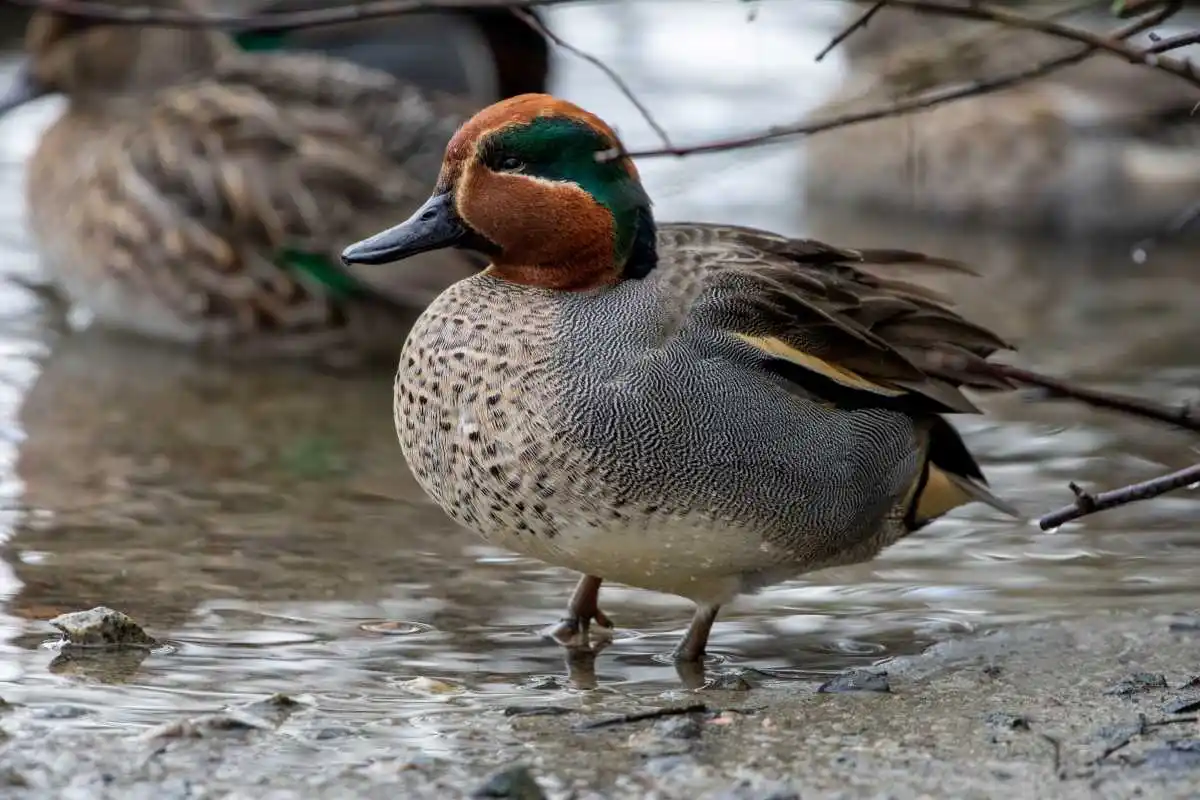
[980,364,1200,434]
[815,1,887,63]
[881,0,1200,90]
[617,0,1182,159]
[1039,464,1200,530]
[3,0,574,32]
[509,8,673,151]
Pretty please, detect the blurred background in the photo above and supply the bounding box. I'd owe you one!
[0,0,1193,761]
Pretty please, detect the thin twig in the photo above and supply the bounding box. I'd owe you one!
[574,703,709,731]
[881,0,1200,89]
[1040,463,1200,530]
[4,0,573,31]
[981,364,1200,434]
[14,0,1188,162]
[510,8,673,151]
[815,0,887,62]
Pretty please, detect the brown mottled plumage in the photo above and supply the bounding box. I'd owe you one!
[0,0,546,366]
[343,94,1020,667]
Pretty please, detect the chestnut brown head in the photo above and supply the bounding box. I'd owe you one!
[342,93,657,291]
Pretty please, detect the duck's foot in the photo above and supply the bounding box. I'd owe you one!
[670,604,721,663]
[542,574,614,650]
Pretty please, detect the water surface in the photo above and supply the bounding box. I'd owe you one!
[0,0,1195,756]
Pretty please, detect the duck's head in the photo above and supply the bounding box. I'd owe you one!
[0,0,230,114]
[342,93,657,291]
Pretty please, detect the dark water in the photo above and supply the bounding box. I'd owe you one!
[0,0,1194,753]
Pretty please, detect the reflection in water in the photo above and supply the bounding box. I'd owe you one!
[0,0,1193,760]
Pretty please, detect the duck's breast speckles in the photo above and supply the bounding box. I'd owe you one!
[394,275,574,544]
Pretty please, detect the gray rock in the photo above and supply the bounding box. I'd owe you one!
[48,607,157,648]
[472,765,546,799]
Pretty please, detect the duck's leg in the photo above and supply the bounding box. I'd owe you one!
[544,575,614,649]
[671,604,720,663]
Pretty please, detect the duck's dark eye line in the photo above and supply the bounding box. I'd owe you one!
[499,156,524,172]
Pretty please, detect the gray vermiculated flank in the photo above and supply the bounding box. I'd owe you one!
[394,223,937,603]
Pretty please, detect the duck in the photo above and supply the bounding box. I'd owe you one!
[803,6,1200,238]
[232,1,549,105]
[340,93,1021,664]
[0,0,547,367]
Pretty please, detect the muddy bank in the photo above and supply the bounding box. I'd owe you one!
[2,611,1200,798]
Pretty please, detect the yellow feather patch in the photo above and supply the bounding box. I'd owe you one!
[914,466,1020,523]
[914,466,974,523]
[733,333,907,397]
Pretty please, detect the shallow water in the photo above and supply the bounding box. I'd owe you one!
[0,0,1195,758]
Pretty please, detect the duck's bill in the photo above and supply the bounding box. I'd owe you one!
[341,192,466,266]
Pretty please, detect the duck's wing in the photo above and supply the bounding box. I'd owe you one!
[654,223,1019,519]
[86,58,478,338]
[656,223,1016,415]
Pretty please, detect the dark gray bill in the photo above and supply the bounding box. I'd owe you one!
[0,62,47,117]
[341,192,466,266]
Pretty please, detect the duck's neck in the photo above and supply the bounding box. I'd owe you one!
[484,206,658,292]
[621,206,658,280]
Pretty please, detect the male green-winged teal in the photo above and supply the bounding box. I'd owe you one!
[804,7,1200,237]
[0,0,547,366]
[341,94,1020,664]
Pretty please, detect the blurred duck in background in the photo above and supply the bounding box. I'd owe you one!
[0,0,550,367]
[229,0,549,104]
[803,4,1200,239]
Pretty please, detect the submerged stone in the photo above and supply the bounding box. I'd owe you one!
[48,607,157,648]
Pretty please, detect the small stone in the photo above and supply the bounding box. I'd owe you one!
[49,607,157,648]
[627,727,694,758]
[502,705,573,719]
[984,711,1031,731]
[1143,740,1200,770]
[33,705,90,720]
[140,694,303,741]
[654,716,703,740]
[142,713,269,740]
[313,726,353,740]
[1164,696,1200,715]
[0,767,28,788]
[641,754,699,777]
[705,668,764,691]
[523,676,560,691]
[1104,672,1167,696]
[238,694,304,727]
[1168,617,1200,632]
[472,764,546,799]
[712,780,801,800]
[398,676,461,695]
[817,669,891,694]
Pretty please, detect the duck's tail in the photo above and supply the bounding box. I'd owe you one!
[907,416,1019,529]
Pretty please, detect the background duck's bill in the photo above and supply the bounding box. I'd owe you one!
[341,193,465,266]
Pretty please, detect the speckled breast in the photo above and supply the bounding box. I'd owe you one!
[392,274,573,543]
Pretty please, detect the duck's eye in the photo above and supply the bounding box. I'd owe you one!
[499,156,524,172]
